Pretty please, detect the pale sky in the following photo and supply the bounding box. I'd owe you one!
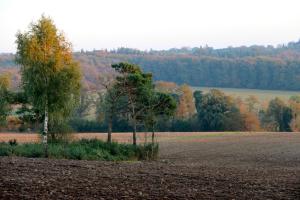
[1,0,300,53]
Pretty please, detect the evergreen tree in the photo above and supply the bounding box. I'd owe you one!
[111,63,153,145]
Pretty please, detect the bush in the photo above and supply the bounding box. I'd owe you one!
[0,142,12,156]
[0,139,159,161]
[8,139,18,146]
[136,143,159,160]
[14,143,44,158]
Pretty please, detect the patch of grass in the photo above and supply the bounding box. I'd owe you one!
[14,143,44,158]
[160,132,243,142]
[0,142,12,156]
[193,86,299,103]
[0,139,158,161]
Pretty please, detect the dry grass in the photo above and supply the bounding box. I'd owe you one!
[0,131,296,144]
[0,133,40,143]
[0,132,238,143]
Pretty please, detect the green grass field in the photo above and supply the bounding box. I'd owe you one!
[193,86,300,102]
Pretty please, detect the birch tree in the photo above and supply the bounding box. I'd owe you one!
[15,16,81,155]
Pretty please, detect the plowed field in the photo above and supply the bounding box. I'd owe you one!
[1,132,300,199]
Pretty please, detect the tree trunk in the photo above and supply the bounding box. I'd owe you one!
[144,132,148,144]
[107,115,112,143]
[151,125,156,159]
[151,125,155,144]
[133,118,137,146]
[43,106,48,157]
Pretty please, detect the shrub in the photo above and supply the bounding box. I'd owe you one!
[48,144,65,159]
[8,139,18,146]
[0,142,12,156]
[66,145,86,160]
[0,139,159,161]
[136,143,159,160]
[14,143,44,158]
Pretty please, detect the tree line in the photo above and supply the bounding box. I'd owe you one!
[2,72,298,135]
[70,81,297,133]
[3,39,300,91]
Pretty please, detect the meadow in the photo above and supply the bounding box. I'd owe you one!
[193,86,300,102]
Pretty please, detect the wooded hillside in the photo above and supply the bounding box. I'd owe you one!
[2,40,300,91]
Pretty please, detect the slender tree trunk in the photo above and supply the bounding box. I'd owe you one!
[133,117,137,146]
[151,125,155,144]
[151,124,156,159]
[107,114,112,143]
[43,106,48,157]
[144,132,148,144]
[35,118,39,132]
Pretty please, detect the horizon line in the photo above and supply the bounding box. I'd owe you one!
[1,39,300,55]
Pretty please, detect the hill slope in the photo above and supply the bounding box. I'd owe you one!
[2,41,300,91]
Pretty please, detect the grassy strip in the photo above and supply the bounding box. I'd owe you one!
[0,139,158,161]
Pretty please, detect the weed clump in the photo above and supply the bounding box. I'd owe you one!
[8,139,18,146]
[0,139,158,161]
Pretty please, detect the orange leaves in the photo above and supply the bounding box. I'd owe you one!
[0,73,11,90]
[176,84,196,119]
[237,95,261,131]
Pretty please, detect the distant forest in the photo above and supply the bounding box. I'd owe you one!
[2,40,300,91]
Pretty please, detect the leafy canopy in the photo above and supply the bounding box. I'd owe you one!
[0,74,11,126]
[15,16,81,118]
[195,89,244,131]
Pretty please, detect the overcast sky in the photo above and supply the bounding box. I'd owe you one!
[1,0,300,53]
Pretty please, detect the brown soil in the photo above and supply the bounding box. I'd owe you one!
[1,132,300,199]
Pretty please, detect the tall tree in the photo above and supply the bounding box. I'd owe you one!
[97,71,123,143]
[196,89,244,131]
[102,84,126,143]
[15,16,81,153]
[245,95,260,113]
[262,98,292,132]
[176,84,196,119]
[193,90,203,113]
[112,62,153,145]
[144,92,176,143]
[289,96,300,131]
[237,98,261,131]
[0,73,11,128]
